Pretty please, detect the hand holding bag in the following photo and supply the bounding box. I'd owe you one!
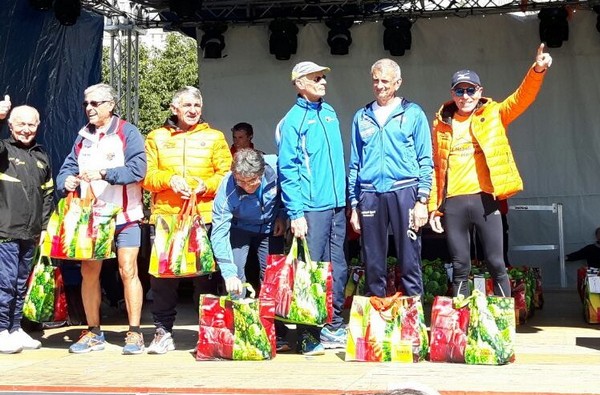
[149,193,216,278]
[259,238,333,326]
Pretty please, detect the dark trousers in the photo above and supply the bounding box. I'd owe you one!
[0,239,36,331]
[230,227,284,288]
[359,187,423,297]
[299,208,348,335]
[443,193,510,297]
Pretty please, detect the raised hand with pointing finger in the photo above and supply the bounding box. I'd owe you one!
[534,43,553,72]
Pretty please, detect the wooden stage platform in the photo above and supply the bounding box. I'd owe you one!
[0,289,598,395]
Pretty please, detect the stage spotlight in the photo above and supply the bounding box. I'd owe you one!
[326,18,353,55]
[54,0,81,26]
[594,5,600,34]
[383,17,412,56]
[538,7,568,48]
[269,19,298,61]
[29,0,53,11]
[200,24,227,59]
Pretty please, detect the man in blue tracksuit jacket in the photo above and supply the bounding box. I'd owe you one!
[348,58,433,298]
[276,61,348,355]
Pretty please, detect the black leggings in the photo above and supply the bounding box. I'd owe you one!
[443,193,510,297]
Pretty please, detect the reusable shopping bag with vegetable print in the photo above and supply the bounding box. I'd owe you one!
[259,237,333,326]
[149,193,216,278]
[196,284,275,360]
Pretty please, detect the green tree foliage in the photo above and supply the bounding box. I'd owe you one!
[102,32,199,135]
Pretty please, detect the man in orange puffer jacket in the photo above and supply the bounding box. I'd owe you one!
[428,44,552,298]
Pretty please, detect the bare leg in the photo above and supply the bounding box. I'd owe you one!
[117,247,143,327]
[80,260,103,327]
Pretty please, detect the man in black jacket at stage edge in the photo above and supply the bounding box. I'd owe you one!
[0,98,54,354]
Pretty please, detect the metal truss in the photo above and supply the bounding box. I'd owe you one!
[103,5,141,124]
[83,0,599,26]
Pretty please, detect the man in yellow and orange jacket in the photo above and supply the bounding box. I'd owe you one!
[142,86,232,355]
[428,44,553,298]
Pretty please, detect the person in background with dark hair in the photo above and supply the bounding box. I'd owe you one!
[57,83,147,355]
[566,227,600,269]
[0,105,54,354]
[211,148,290,350]
[230,122,260,156]
[428,44,552,297]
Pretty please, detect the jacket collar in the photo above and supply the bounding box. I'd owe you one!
[438,97,489,124]
[164,115,209,134]
[78,115,119,142]
[295,95,323,110]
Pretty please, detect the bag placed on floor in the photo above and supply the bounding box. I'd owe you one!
[148,194,216,278]
[196,284,275,360]
[464,290,515,365]
[259,237,333,326]
[345,293,429,362]
[429,295,470,363]
[23,254,68,323]
[41,191,121,260]
[583,270,600,324]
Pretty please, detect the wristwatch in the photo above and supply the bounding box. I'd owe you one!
[417,195,428,204]
[99,169,107,180]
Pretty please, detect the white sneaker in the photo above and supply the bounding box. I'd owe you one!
[147,328,175,355]
[11,328,42,350]
[0,329,23,354]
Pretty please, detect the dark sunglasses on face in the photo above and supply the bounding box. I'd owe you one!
[310,75,326,83]
[82,100,110,108]
[453,87,478,97]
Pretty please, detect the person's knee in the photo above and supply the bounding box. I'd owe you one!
[118,260,139,282]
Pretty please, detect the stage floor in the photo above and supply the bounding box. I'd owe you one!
[0,289,599,395]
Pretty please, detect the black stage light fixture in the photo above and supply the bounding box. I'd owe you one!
[538,7,569,48]
[326,18,353,55]
[594,5,600,34]
[269,19,298,61]
[30,0,53,11]
[200,24,227,59]
[383,17,412,56]
[54,0,81,26]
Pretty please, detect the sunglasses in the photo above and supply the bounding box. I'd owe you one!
[453,87,479,97]
[82,100,110,108]
[310,75,326,83]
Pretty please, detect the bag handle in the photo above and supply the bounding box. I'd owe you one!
[178,192,197,222]
[285,237,314,267]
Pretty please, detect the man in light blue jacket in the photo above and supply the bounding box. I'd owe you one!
[348,58,433,298]
[210,148,289,350]
[276,61,348,355]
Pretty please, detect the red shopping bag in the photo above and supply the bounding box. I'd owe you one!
[259,238,333,326]
[429,296,470,363]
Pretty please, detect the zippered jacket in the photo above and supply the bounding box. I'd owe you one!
[276,96,346,219]
[0,136,54,240]
[210,164,282,279]
[429,66,546,213]
[142,117,232,223]
[348,98,433,207]
[56,116,146,225]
